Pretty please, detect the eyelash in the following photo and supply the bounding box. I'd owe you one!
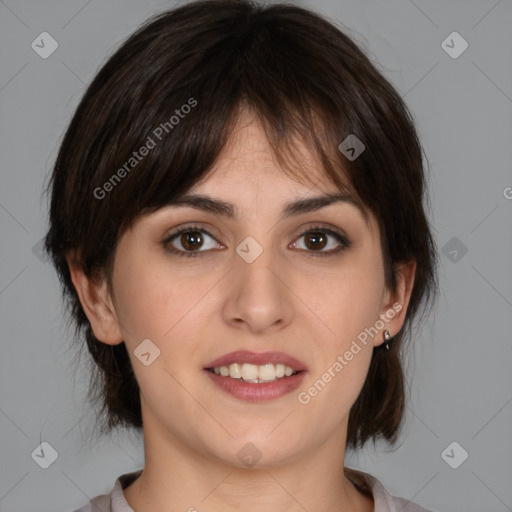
[162,224,351,259]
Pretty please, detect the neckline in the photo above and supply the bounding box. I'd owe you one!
[119,469,143,490]
[344,466,374,498]
[115,467,380,511]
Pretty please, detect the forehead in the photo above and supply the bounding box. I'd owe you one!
[159,110,376,235]
[192,108,338,195]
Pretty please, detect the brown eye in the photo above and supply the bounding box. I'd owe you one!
[180,231,204,251]
[163,227,223,258]
[304,231,328,251]
[291,226,351,257]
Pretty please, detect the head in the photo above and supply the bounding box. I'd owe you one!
[45,0,438,458]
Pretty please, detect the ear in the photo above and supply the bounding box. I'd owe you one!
[66,252,123,345]
[374,260,416,347]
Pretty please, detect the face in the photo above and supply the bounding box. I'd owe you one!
[72,110,414,469]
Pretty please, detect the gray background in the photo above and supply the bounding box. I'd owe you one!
[1,0,511,511]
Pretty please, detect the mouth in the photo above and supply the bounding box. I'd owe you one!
[203,350,307,402]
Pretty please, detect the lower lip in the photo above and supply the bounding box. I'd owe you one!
[203,369,307,402]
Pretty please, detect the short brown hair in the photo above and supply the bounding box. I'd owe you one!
[44,0,438,449]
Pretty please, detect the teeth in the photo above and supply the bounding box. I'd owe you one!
[229,363,242,378]
[258,364,276,381]
[241,363,258,381]
[211,363,298,382]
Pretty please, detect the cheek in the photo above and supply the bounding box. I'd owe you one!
[302,281,379,419]
[320,258,385,344]
[111,248,218,344]
[110,247,174,340]
[300,255,383,408]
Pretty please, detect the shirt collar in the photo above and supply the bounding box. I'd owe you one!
[109,467,408,512]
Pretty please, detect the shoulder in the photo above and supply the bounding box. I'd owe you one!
[72,493,111,512]
[72,469,142,512]
[345,467,436,512]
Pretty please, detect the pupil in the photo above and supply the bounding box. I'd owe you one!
[305,232,326,250]
[182,231,203,250]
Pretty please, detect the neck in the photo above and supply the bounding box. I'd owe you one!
[123,413,373,512]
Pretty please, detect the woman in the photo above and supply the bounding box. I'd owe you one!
[44,0,439,510]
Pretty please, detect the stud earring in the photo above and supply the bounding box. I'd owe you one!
[383,330,391,350]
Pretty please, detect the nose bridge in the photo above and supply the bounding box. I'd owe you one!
[235,233,279,293]
[224,233,292,333]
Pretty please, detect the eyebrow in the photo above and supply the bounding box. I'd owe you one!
[165,192,368,222]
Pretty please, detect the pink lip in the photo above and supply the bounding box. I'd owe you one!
[204,350,308,371]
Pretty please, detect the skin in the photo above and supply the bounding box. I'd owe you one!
[68,109,416,512]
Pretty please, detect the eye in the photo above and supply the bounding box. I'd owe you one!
[162,224,351,259]
[162,226,224,258]
[290,225,351,257]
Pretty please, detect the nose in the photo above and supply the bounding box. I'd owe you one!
[222,242,293,334]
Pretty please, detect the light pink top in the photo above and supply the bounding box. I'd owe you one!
[73,467,435,511]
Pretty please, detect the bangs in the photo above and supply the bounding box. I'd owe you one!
[91,11,376,239]
[117,102,370,234]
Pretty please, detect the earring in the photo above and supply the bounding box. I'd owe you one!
[383,330,391,350]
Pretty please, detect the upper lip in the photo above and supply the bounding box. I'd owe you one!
[204,350,308,372]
